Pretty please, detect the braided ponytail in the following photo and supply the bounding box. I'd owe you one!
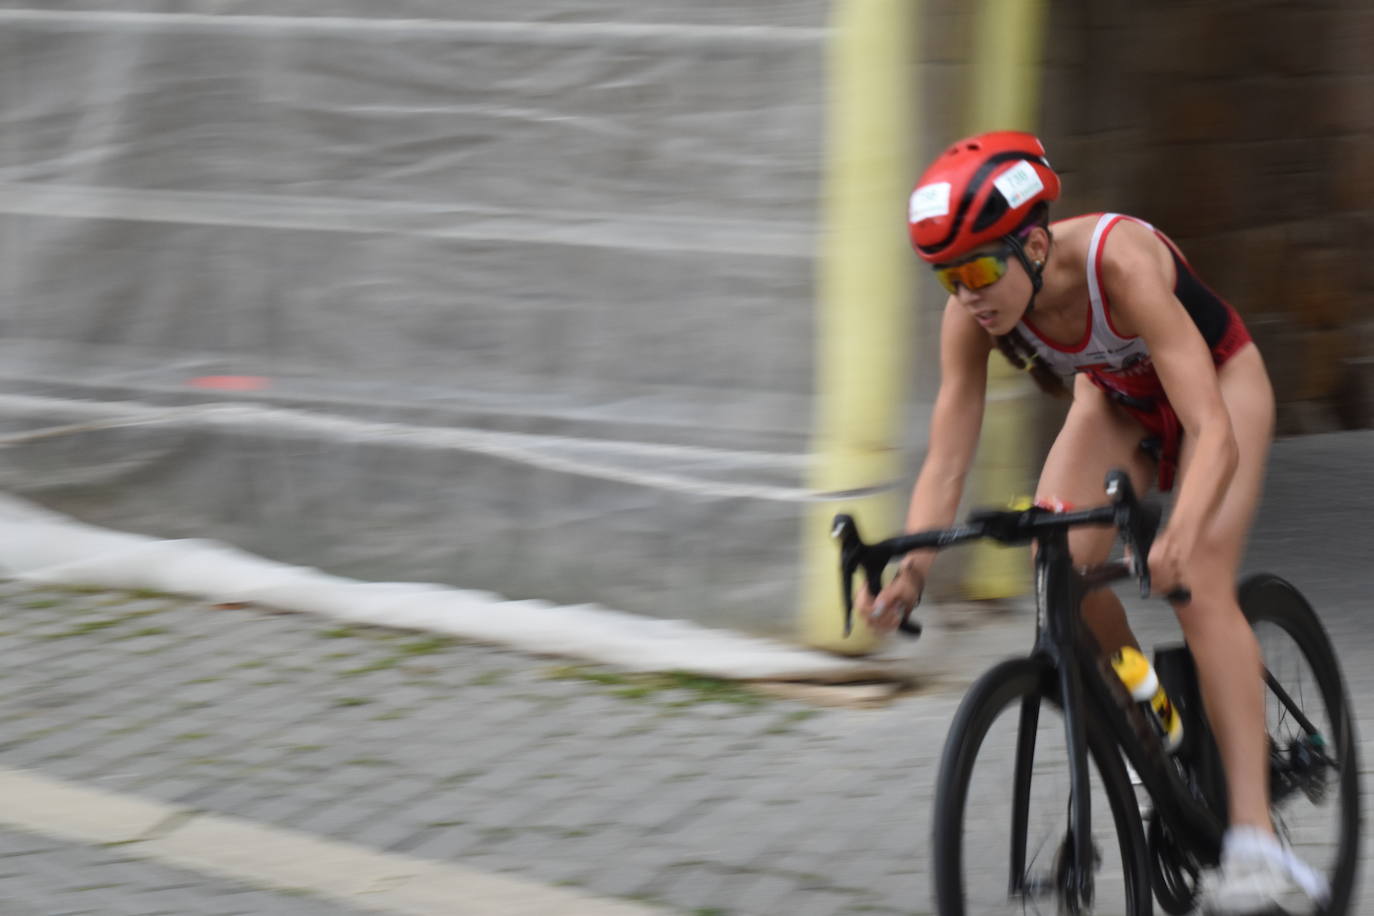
[994,328,1070,398]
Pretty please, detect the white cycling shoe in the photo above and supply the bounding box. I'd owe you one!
[1200,826,1329,915]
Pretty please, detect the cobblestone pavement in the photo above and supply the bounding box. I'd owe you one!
[0,584,962,915]
[0,431,1369,915]
[0,577,1368,915]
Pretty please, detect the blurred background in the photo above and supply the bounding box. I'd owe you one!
[0,0,1369,641]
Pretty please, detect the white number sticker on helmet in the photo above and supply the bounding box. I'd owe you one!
[993,161,1044,209]
[909,182,951,222]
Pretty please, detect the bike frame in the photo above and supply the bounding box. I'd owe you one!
[1015,521,1225,910]
[832,471,1226,911]
[835,470,1351,913]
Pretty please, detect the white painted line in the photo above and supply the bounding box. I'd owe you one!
[0,766,668,916]
[0,767,171,845]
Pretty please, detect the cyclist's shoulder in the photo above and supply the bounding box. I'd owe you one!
[1046,212,1103,260]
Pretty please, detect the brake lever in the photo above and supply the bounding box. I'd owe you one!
[1106,470,1154,599]
[1104,470,1192,604]
[830,514,897,637]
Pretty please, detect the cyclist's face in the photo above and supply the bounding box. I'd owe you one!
[935,227,1049,336]
[936,242,1030,335]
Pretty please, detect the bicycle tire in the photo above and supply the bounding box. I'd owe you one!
[932,656,1153,915]
[1239,573,1361,915]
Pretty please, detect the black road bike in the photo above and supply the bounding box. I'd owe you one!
[832,471,1359,914]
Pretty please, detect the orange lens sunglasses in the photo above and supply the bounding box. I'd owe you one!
[932,249,1010,295]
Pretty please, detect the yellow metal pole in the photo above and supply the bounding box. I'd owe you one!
[961,0,1048,601]
[799,0,918,653]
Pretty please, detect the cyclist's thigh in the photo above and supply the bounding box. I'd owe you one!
[1175,343,1275,590]
[1037,374,1158,565]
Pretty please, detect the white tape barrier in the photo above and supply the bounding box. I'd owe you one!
[0,393,899,503]
[0,493,902,683]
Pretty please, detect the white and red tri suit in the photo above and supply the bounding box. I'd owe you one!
[1016,213,1254,491]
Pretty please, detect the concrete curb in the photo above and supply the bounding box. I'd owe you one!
[0,493,915,686]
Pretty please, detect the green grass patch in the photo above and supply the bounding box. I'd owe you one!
[51,585,110,596]
[392,636,458,656]
[331,696,372,707]
[341,657,400,676]
[118,626,171,640]
[440,769,483,786]
[42,618,125,638]
[766,708,820,734]
[369,708,413,721]
[128,588,176,601]
[545,666,768,708]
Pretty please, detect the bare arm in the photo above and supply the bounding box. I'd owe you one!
[862,296,991,629]
[903,297,993,575]
[1100,221,1238,585]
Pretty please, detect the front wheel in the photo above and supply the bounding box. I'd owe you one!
[1241,574,1361,915]
[931,656,1153,915]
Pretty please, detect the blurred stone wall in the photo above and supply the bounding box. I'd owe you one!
[1038,0,1374,433]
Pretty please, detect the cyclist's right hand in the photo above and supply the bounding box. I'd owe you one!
[857,565,924,634]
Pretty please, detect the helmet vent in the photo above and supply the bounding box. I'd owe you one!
[972,191,1009,233]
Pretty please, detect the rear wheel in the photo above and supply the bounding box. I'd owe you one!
[932,656,1152,915]
[1241,574,1361,915]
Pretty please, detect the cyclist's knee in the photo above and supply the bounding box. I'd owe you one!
[1181,536,1242,596]
[1171,563,1244,631]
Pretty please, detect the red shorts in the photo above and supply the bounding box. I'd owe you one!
[1090,303,1253,492]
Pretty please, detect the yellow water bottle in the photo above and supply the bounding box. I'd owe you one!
[1111,647,1183,753]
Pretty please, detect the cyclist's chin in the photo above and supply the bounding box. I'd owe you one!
[974,309,1015,336]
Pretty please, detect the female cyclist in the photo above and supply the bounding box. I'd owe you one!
[859,131,1325,914]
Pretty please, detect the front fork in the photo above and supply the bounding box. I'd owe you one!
[1009,539,1097,911]
[1059,650,1098,911]
[1007,656,1097,911]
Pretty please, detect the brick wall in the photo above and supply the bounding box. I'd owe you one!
[1037,0,1374,432]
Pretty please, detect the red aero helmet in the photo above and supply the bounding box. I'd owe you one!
[908,131,1060,264]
